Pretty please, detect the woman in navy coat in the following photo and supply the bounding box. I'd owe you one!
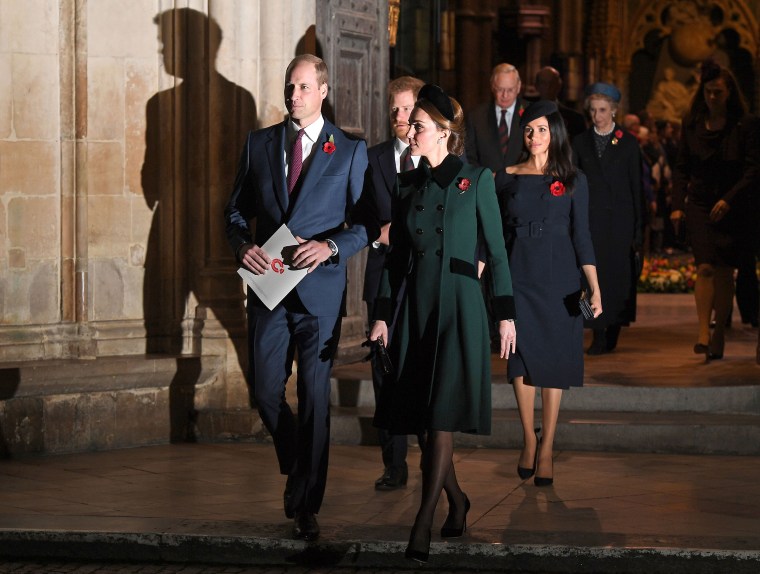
[496,100,601,487]
[572,82,643,355]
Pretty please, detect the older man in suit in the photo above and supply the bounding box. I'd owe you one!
[362,75,424,491]
[465,63,525,173]
[225,54,369,541]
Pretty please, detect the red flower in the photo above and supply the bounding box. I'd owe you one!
[457,177,471,192]
[322,134,336,154]
[518,106,524,117]
[550,180,565,196]
[615,129,624,139]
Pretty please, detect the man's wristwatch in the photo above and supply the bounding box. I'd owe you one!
[326,238,339,258]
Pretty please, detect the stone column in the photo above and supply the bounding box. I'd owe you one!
[455,0,497,112]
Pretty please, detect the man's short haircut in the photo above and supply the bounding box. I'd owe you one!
[490,63,520,85]
[286,54,329,86]
[388,76,424,106]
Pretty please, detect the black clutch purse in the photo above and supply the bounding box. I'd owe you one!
[375,336,394,375]
[362,334,394,376]
[579,290,595,320]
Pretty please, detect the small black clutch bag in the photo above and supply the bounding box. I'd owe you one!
[362,334,394,376]
[579,290,595,320]
[375,336,394,376]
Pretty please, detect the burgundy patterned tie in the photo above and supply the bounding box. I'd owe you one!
[287,128,305,194]
[498,109,509,159]
[400,146,414,172]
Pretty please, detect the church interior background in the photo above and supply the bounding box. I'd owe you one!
[0,0,758,456]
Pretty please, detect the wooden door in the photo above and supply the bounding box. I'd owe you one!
[317,0,389,363]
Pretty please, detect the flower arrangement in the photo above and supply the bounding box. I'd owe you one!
[549,179,565,196]
[457,177,471,192]
[638,254,697,293]
[322,134,336,154]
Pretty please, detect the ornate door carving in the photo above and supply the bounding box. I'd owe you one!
[317,0,389,363]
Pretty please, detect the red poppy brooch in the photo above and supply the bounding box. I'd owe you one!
[550,179,566,196]
[322,134,336,154]
[457,177,471,193]
[612,129,623,145]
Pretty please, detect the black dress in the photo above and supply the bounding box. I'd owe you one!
[496,172,596,389]
[671,117,760,267]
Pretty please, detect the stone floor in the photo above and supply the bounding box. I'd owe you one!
[1,442,760,572]
[0,294,759,573]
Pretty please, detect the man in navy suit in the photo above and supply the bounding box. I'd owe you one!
[362,75,424,491]
[465,63,525,173]
[225,54,369,541]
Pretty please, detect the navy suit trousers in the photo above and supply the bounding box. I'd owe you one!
[251,305,341,515]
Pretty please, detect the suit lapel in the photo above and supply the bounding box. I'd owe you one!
[266,123,289,216]
[509,100,522,140]
[287,122,335,219]
[298,127,332,201]
[378,141,397,191]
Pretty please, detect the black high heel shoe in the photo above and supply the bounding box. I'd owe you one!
[534,450,554,487]
[441,494,470,538]
[405,526,431,563]
[517,429,540,479]
[693,343,709,356]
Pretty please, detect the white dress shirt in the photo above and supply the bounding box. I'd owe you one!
[394,137,420,172]
[285,115,325,179]
[494,102,517,136]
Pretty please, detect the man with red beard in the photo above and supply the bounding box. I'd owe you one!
[362,76,424,491]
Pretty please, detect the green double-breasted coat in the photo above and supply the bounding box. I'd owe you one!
[373,155,514,435]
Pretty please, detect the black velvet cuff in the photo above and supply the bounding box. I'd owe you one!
[372,298,394,323]
[492,295,516,321]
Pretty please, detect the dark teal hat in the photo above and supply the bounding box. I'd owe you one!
[519,99,558,128]
[417,84,454,121]
[585,82,621,102]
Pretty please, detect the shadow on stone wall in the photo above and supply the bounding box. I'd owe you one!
[0,369,20,457]
[141,8,257,437]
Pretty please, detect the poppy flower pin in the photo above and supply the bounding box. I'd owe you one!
[457,177,471,193]
[549,179,565,196]
[322,134,336,154]
[612,129,624,145]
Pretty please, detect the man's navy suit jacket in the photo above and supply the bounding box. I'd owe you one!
[225,118,369,316]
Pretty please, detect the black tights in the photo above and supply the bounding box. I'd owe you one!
[408,430,467,550]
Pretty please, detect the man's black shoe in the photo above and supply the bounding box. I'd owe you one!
[375,465,408,491]
[374,468,391,487]
[293,511,320,540]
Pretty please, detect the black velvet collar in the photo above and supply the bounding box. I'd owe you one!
[424,154,464,188]
[398,154,464,189]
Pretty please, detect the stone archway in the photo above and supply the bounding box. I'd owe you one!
[626,0,759,117]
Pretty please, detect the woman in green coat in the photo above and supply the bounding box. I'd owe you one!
[370,85,516,563]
